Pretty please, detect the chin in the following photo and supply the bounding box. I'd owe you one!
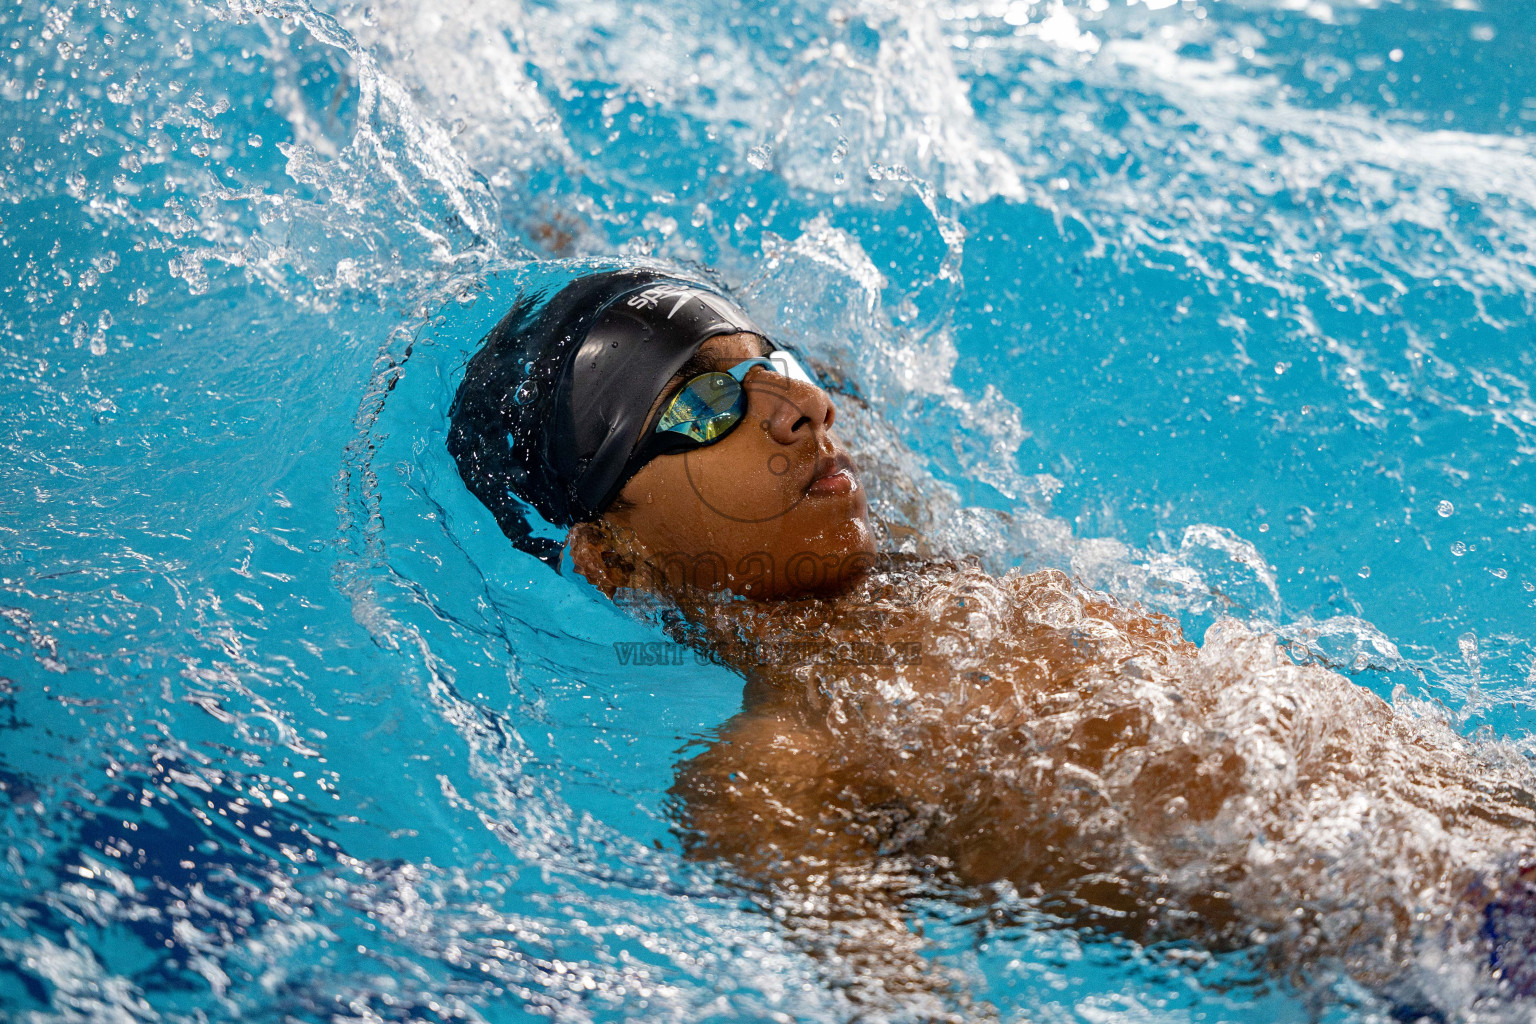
[771,520,875,596]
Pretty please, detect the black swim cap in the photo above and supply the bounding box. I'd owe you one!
[447,266,768,567]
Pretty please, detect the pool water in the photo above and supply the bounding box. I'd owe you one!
[2,0,1534,1021]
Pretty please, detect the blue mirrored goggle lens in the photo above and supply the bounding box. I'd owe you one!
[651,352,816,446]
[654,371,746,442]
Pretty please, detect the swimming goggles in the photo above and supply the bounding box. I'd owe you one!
[634,349,817,461]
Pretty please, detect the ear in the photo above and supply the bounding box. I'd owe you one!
[566,520,630,598]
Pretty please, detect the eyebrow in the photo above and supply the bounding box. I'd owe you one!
[647,339,767,424]
[643,350,724,428]
[669,349,725,390]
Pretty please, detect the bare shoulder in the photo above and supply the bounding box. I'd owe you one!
[669,702,873,873]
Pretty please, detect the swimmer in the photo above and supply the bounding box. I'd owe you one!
[449,264,1536,1018]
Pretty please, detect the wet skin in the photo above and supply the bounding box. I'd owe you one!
[568,332,877,600]
[563,336,1227,1007]
[564,336,1536,1015]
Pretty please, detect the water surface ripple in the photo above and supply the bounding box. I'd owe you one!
[1,0,1533,1021]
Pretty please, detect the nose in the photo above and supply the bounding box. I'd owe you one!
[750,371,835,447]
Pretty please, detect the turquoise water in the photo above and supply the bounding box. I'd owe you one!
[2,0,1534,1020]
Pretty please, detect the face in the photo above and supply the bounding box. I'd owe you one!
[570,333,876,600]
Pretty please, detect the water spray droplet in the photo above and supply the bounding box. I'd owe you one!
[513,379,538,405]
[1458,631,1480,674]
[1437,500,1454,517]
[1358,566,1370,579]
[1450,541,1466,557]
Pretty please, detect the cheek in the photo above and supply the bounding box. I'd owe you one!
[673,439,810,525]
[625,460,737,553]
[622,434,868,562]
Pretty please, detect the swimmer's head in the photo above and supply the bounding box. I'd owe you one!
[448,265,875,600]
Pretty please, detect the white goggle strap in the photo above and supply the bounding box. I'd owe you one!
[766,348,816,386]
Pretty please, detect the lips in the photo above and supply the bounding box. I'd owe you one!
[806,450,858,496]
